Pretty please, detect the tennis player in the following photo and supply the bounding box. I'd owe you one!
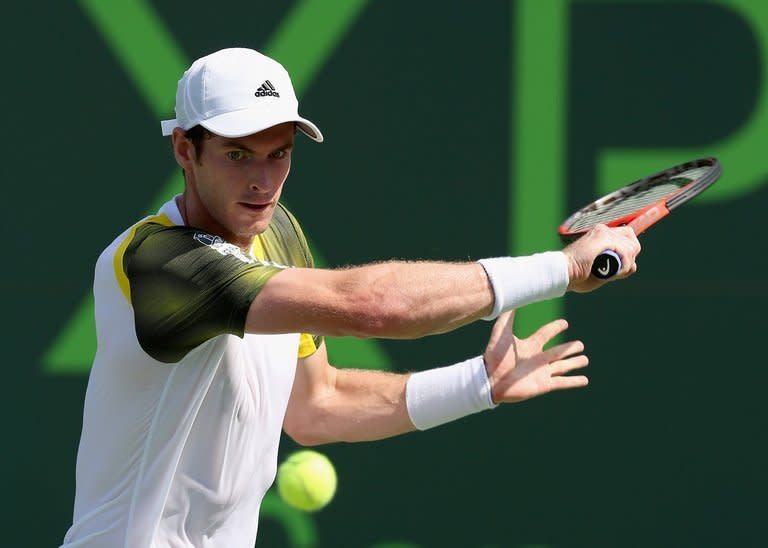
[61,48,641,548]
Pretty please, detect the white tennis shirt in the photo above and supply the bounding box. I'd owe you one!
[62,197,319,548]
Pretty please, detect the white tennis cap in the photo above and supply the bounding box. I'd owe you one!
[160,48,323,142]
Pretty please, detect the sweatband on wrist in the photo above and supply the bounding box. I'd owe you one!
[406,355,497,431]
[478,251,569,321]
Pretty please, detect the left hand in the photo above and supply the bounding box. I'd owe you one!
[483,310,589,404]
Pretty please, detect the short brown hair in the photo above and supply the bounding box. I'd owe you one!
[185,125,212,161]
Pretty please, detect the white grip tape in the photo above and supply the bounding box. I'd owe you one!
[478,252,569,320]
[406,356,497,431]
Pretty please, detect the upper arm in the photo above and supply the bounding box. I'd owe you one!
[247,267,366,336]
[248,204,328,347]
[245,202,411,338]
[291,341,334,400]
[283,341,336,443]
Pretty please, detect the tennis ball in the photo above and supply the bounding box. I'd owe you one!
[276,450,337,512]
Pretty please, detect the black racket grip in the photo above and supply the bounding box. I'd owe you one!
[592,250,622,279]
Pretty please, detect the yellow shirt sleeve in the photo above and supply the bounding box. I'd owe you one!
[298,333,318,358]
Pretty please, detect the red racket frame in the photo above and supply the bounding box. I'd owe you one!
[558,157,720,240]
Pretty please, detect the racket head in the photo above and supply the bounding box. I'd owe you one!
[559,157,721,241]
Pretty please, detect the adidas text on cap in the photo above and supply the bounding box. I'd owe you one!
[160,48,323,142]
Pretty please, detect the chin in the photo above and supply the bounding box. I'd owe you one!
[230,209,273,235]
[237,218,272,237]
[249,223,270,236]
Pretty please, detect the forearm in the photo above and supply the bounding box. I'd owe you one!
[338,261,492,337]
[288,367,415,445]
[285,345,497,446]
[331,369,417,441]
[249,252,569,339]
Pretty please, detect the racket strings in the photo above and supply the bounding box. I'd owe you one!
[567,166,712,231]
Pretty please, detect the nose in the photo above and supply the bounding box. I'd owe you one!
[248,162,273,192]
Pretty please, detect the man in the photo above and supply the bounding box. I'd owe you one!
[61,48,640,547]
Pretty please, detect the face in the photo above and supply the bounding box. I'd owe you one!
[175,122,295,244]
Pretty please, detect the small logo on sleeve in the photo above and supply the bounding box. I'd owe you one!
[192,233,220,247]
[193,232,289,268]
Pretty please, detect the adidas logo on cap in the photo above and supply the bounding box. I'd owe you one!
[255,80,280,98]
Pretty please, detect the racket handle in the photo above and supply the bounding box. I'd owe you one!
[591,250,622,279]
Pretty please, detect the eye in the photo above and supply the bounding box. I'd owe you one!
[226,150,246,161]
[269,150,287,160]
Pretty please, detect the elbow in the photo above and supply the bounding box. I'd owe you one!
[283,407,333,447]
[284,429,326,447]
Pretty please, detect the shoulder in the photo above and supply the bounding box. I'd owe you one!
[94,213,177,302]
[127,223,206,258]
[126,224,267,278]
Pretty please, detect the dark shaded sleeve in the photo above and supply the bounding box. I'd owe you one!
[124,224,285,363]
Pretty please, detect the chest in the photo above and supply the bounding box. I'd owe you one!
[213,332,300,422]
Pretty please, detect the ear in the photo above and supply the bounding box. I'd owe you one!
[171,127,196,169]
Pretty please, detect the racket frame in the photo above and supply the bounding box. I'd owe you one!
[558,157,721,241]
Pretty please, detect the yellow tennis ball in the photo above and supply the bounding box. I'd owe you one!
[276,450,337,512]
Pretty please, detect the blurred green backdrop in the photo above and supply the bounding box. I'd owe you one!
[4,0,767,546]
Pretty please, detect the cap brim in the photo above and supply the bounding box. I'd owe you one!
[197,107,323,142]
[161,119,179,136]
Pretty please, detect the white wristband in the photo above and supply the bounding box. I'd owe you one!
[406,356,497,431]
[478,251,569,320]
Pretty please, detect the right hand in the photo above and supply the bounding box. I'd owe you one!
[562,224,641,293]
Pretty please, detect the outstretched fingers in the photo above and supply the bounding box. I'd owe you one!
[545,344,589,393]
[542,339,584,363]
[549,374,589,391]
[549,354,589,376]
[530,318,569,347]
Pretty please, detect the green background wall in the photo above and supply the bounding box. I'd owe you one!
[4,1,767,546]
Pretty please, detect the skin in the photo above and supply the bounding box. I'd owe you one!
[171,122,296,249]
[170,123,642,445]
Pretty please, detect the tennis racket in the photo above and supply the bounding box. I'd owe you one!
[559,157,721,279]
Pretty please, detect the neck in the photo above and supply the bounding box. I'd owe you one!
[177,189,255,252]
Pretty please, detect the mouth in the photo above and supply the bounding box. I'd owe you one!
[238,201,273,213]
